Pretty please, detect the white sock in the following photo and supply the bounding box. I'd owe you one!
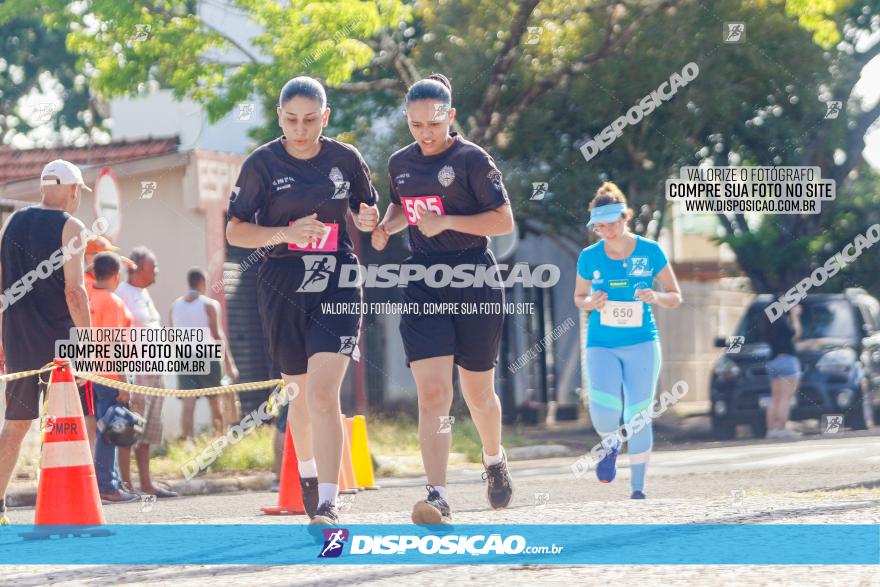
[483,446,504,467]
[318,483,338,507]
[297,458,317,478]
[432,485,449,500]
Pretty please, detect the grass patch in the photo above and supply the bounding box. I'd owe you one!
[367,412,530,463]
[149,414,531,478]
[151,425,276,477]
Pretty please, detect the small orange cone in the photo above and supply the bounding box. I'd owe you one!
[34,359,105,527]
[338,414,359,494]
[261,426,306,515]
[350,415,380,490]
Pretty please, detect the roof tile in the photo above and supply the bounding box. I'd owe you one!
[0,136,180,184]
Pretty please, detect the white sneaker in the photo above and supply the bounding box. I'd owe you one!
[765,429,783,439]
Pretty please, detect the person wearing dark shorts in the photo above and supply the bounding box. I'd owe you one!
[372,74,516,524]
[399,249,503,370]
[172,267,239,438]
[226,76,379,525]
[0,159,94,524]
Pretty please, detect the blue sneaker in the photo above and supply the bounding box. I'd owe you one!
[595,444,619,483]
[631,491,646,500]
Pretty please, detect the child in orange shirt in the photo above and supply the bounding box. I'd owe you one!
[88,252,138,503]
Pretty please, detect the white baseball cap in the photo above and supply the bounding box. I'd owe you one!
[40,159,92,192]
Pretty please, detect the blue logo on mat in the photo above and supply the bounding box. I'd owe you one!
[319,528,349,558]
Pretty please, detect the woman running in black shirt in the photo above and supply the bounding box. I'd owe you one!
[372,74,515,524]
[227,77,379,525]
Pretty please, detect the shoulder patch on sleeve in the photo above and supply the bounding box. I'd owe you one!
[487,169,503,191]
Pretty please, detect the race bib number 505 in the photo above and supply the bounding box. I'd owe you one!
[288,222,339,251]
[600,301,644,328]
[400,195,446,225]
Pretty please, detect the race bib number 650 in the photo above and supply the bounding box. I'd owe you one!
[400,195,446,225]
[600,301,644,328]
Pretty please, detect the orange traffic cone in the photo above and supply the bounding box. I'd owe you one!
[33,359,105,528]
[338,414,359,494]
[261,426,306,515]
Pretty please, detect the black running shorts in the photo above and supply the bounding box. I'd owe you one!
[5,369,95,421]
[399,248,504,372]
[256,252,363,376]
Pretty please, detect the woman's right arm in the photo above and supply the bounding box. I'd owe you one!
[379,203,409,235]
[790,305,803,340]
[227,217,286,248]
[226,216,329,249]
[371,204,408,251]
[573,275,607,312]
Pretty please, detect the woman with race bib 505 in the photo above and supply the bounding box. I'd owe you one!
[372,73,515,524]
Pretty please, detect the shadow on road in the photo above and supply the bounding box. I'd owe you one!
[794,478,880,493]
[522,413,880,453]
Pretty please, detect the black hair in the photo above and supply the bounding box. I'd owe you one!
[405,73,452,105]
[129,246,155,272]
[93,252,121,280]
[187,267,207,289]
[279,76,327,110]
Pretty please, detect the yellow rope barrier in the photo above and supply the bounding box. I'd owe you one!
[76,372,284,398]
[0,362,284,398]
[0,362,288,528]
[0,363,57,384]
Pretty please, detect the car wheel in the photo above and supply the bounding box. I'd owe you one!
[844,381,875,431]
[750,419,767,439]
[711,418,737,440]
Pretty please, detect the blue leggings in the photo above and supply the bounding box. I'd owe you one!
[586,341,661,492]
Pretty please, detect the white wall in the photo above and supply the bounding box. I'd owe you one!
[107,0,267,155]
[109,89,264,155]
[653,278,754,411]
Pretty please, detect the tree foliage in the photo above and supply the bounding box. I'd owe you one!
[0,15,104,144]
[2,0,879,294]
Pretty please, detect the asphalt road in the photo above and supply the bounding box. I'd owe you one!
[2,433,879,585]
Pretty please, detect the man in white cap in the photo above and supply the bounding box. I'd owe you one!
[0,160,96,524]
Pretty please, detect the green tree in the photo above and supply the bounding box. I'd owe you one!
[712,0,880,293]
[0,0,412,121]
[459,0,880,294]
[0,16,105,145]
[4,0,878,295]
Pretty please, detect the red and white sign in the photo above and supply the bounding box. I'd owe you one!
[288,222,339,252]
[400,195,446,225]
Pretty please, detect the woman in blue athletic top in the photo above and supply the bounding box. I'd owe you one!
[573,182,682,499]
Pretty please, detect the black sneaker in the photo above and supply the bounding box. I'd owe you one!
[300,477,319,517]
[411,485,451,525]
[309,501,339,526]
[482,450,513,510]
